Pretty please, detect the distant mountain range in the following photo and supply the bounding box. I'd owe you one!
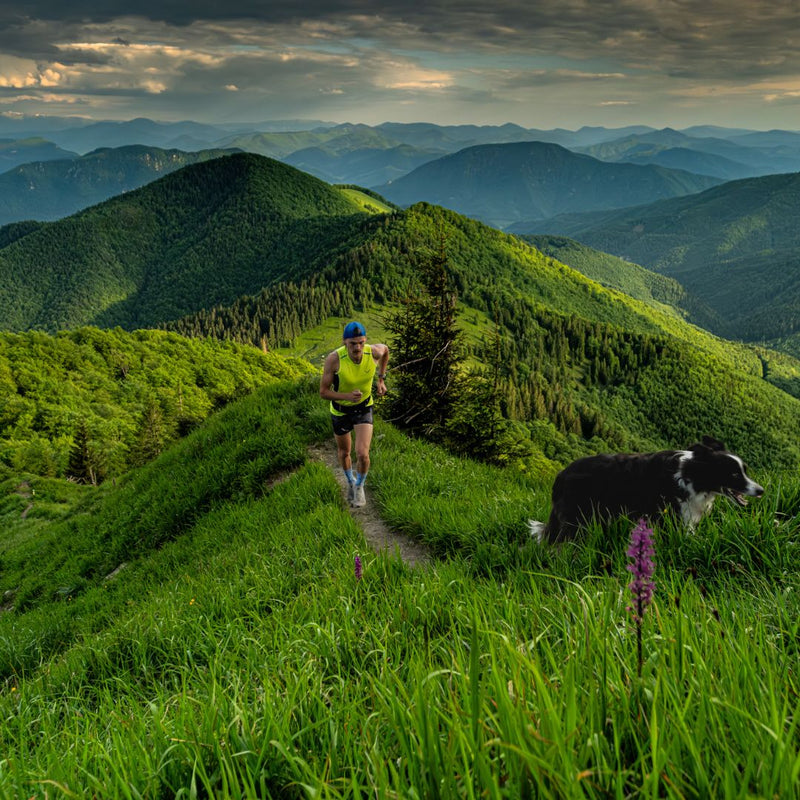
[375,141,722,228]
[3,117,798,192]
[1,118,800,226]
[575,127,800,180]
[517,171,800,349]
[0,145,239,226]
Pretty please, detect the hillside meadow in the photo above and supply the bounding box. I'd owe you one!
[0,377,798,798]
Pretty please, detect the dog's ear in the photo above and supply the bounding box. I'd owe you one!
[690,436,726,459]
[689,441,713,459]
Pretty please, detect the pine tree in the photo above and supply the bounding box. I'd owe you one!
[130,399,166,466]
[67,419,103,485]
[384,236,463,439]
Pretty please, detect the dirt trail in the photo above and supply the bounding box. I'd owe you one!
[308,441,431,568]
[15,481,33,519]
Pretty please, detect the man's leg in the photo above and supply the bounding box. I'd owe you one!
[335,431,352,471]
[334,430,356,502]
[351,423,374,506]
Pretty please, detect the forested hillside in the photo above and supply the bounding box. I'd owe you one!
[376,141,722,228]
[165,203,800,470]
[0,327,314,480]
[0,153,372,331]
[522,171,800,348]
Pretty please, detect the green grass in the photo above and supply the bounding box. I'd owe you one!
[338,188,395,214]
[0,377,799,797]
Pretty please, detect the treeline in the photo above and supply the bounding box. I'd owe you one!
[0,327,313,481]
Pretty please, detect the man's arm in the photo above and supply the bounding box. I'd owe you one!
[372,343,389,397]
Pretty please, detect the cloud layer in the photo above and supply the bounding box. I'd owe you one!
[1,1,798,128]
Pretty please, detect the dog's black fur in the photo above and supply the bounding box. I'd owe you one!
[529,436,764,544]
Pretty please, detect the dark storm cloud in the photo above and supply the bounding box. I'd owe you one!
[0,0,797,127]
[2,0,798,80]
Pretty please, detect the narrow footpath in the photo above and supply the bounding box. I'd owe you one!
[308,441,431,568]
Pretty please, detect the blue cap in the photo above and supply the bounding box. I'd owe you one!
[343,321,366,339]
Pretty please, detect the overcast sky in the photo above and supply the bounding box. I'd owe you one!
[0,1,798,130]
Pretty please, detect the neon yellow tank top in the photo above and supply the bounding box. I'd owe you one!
[330,344,376,416]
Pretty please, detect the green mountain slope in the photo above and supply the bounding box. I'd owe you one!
[522,235,689,314]
[0,145,239,225]
[166,202,800,470]
[524,172,800,344]
[376,141,723,228]
[521,234,725,333]
[0,153,373,332]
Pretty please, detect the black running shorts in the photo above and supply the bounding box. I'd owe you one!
[331,407,374,436]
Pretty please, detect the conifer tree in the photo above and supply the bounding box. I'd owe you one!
[67,419,103,485]
[384,236,463,439]
[130,399,167,466]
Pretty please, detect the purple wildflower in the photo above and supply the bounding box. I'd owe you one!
[354,554,363,582]
[626,518,656,677]
[626,518,656,620]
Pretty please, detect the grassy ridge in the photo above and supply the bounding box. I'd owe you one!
[0,378,799,796]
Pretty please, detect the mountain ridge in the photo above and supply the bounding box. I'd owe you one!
[376,141,723,228]
[0,153,372,331]
[0,144,241,226]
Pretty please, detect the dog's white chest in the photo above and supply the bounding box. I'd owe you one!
[679,491,716,527]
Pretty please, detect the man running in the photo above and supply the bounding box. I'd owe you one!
[320,321,389,507]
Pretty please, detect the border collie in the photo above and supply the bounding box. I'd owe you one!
[529,436,764,544]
